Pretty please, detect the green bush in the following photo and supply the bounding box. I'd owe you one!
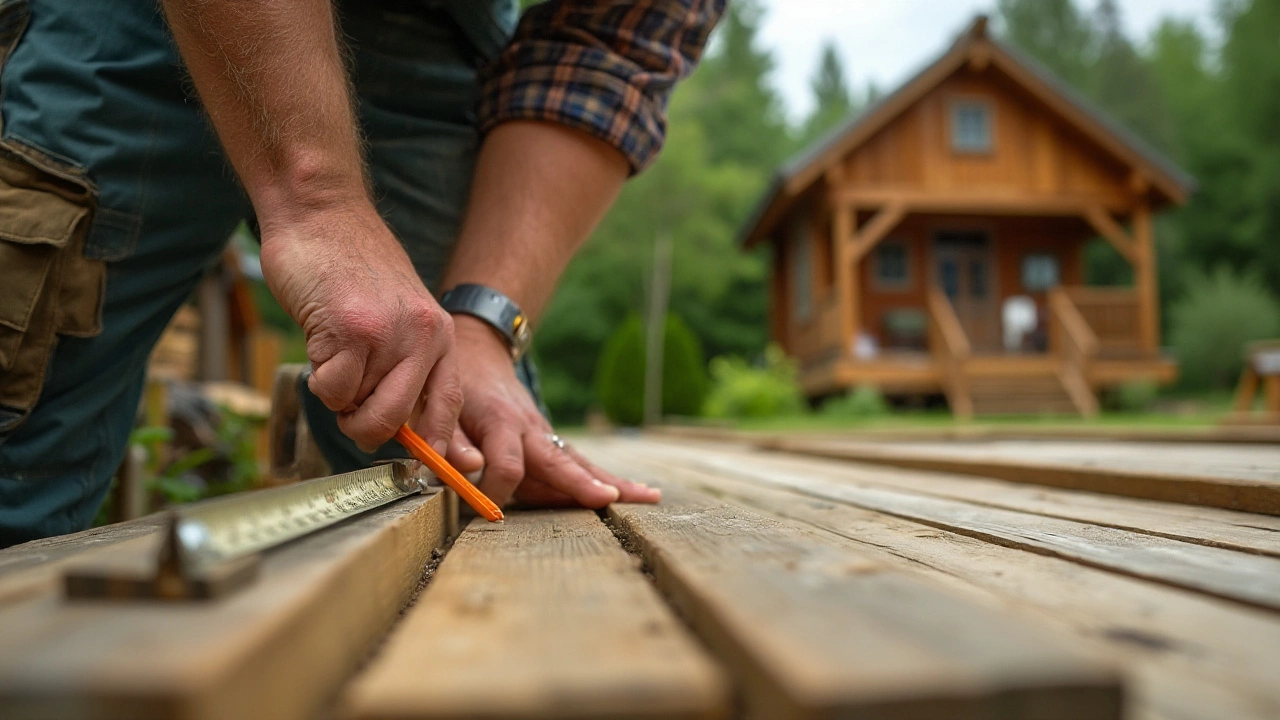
[704,345,806,419]
[1105,379,1160,413]
[1170,267,1280,389]
[594,314,708,426]
[821,384,889,418]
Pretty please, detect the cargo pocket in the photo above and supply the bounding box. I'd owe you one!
[0,148,101,433]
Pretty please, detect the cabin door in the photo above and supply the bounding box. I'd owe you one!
[934,231,998,352]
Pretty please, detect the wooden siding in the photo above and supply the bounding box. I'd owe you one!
[836,68,1135,207]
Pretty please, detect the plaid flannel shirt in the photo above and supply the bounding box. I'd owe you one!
[477,0,726,174]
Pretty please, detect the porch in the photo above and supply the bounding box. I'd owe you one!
[797,285,1177,417]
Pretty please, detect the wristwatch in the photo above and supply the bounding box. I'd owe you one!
[439,283,533,360]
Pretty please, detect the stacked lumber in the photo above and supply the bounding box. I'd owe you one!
[3,433,1279,719]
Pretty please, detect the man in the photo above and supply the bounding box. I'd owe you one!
[0,0,723,546]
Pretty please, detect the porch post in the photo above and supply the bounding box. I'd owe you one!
[1133,202,1159,351]
[833,202,858,357]
[770,240,789,352]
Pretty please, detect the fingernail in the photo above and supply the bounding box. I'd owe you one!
[634,482,650,489]
[460,447,472,453]
[432,441,448,456]
[592,478,621,499]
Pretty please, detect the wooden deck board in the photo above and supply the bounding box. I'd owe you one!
[674,443,1280,558]
[766,438,1280,515]
[0,492,450,720]
[606,484,1121,719]
[580,437,1280,720]
[342,510,728,720]
[622,441,1280,611]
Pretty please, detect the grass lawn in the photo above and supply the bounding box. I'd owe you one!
[725,390,1237,434]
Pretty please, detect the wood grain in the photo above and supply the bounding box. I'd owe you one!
[649,443,1280,611]
[666,441,1280,558]
[0,492,450,720]
[608,486,1121,720]
[767,438,1280,515]
[662,462,1280,720]
[342,510,727,720]
[580,437,1280,720]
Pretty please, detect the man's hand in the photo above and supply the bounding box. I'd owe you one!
[258,202,462,453]
[445,317,659,508]
[160,0,462,453]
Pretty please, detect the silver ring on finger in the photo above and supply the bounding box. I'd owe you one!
[545,432,566,450]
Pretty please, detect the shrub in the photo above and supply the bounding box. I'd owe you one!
[594,313,708,426]
[821,384,889,418]
[704,345,806,419]
[1105,379,1160,413]
[1170,267,1280,389]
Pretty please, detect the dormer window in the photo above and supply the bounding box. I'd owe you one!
[951,99,993,153]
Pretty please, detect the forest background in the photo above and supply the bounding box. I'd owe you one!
[247,0,1280,424]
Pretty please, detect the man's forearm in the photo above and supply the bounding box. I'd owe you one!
[159,0,368,222]
[441,121,629,323]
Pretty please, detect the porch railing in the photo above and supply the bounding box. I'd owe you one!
[1048,287,1101,417]
[1062,286,1143,358]
[926,288,973,419]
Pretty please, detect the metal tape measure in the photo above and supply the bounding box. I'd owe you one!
[66,460,436,600]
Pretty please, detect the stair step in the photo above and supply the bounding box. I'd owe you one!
[965,372,1083,417]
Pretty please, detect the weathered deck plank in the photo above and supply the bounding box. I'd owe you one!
[607,486,1121,720]
[0,492,450,720]
[582,438,1280,720]
[342,510,727,720]
[681,443,1280,558]
[764,438,1280,515]
[632,441,1280,611]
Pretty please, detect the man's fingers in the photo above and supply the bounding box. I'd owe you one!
[337,358,428,452]
[512,477,577,508]
[564,445,661,503]
[445,425,484,475]
[411,349,463,456]
[475,427,525,507]
[308,349,366,412]
[523,435,619,509]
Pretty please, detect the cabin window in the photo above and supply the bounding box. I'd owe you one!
[874,241,911,290]
[951,100,993,153]
[1022,253,1060,292]
[791,219,813,322]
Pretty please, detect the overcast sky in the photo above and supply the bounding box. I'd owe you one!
[757,0,1220,122]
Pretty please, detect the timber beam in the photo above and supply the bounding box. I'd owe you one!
[849,201,907,263]
[1082,206,1138,264]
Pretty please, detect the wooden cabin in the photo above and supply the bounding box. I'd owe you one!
[743,16,1195,417]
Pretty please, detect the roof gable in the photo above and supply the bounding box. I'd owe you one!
[742,16,1196,248]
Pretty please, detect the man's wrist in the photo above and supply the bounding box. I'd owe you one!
[251,154,370,233]
[452,314,517,365]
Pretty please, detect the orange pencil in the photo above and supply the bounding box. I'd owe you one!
[395,424,504,522]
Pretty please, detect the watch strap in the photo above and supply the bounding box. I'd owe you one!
[440,284,531,359]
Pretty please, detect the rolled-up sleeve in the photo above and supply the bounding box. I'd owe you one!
[477,0,725,174]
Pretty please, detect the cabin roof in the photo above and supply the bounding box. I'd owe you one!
[741,16,1197,249]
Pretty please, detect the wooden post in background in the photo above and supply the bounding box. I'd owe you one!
[1133,202,1158,352]
[644,231,672,427]
[833,202,857,358]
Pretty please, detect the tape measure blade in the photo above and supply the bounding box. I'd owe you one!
[175,462,427,568]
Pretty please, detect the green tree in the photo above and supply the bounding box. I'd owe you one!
[1090,0,1174,153]
[687,0,791,168]
[800,42,855,143]
[996,0,1096,91]
[593,314,708,426]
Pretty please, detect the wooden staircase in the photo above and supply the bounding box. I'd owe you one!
[927,287,1102,419]
[968,373,1080,416]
